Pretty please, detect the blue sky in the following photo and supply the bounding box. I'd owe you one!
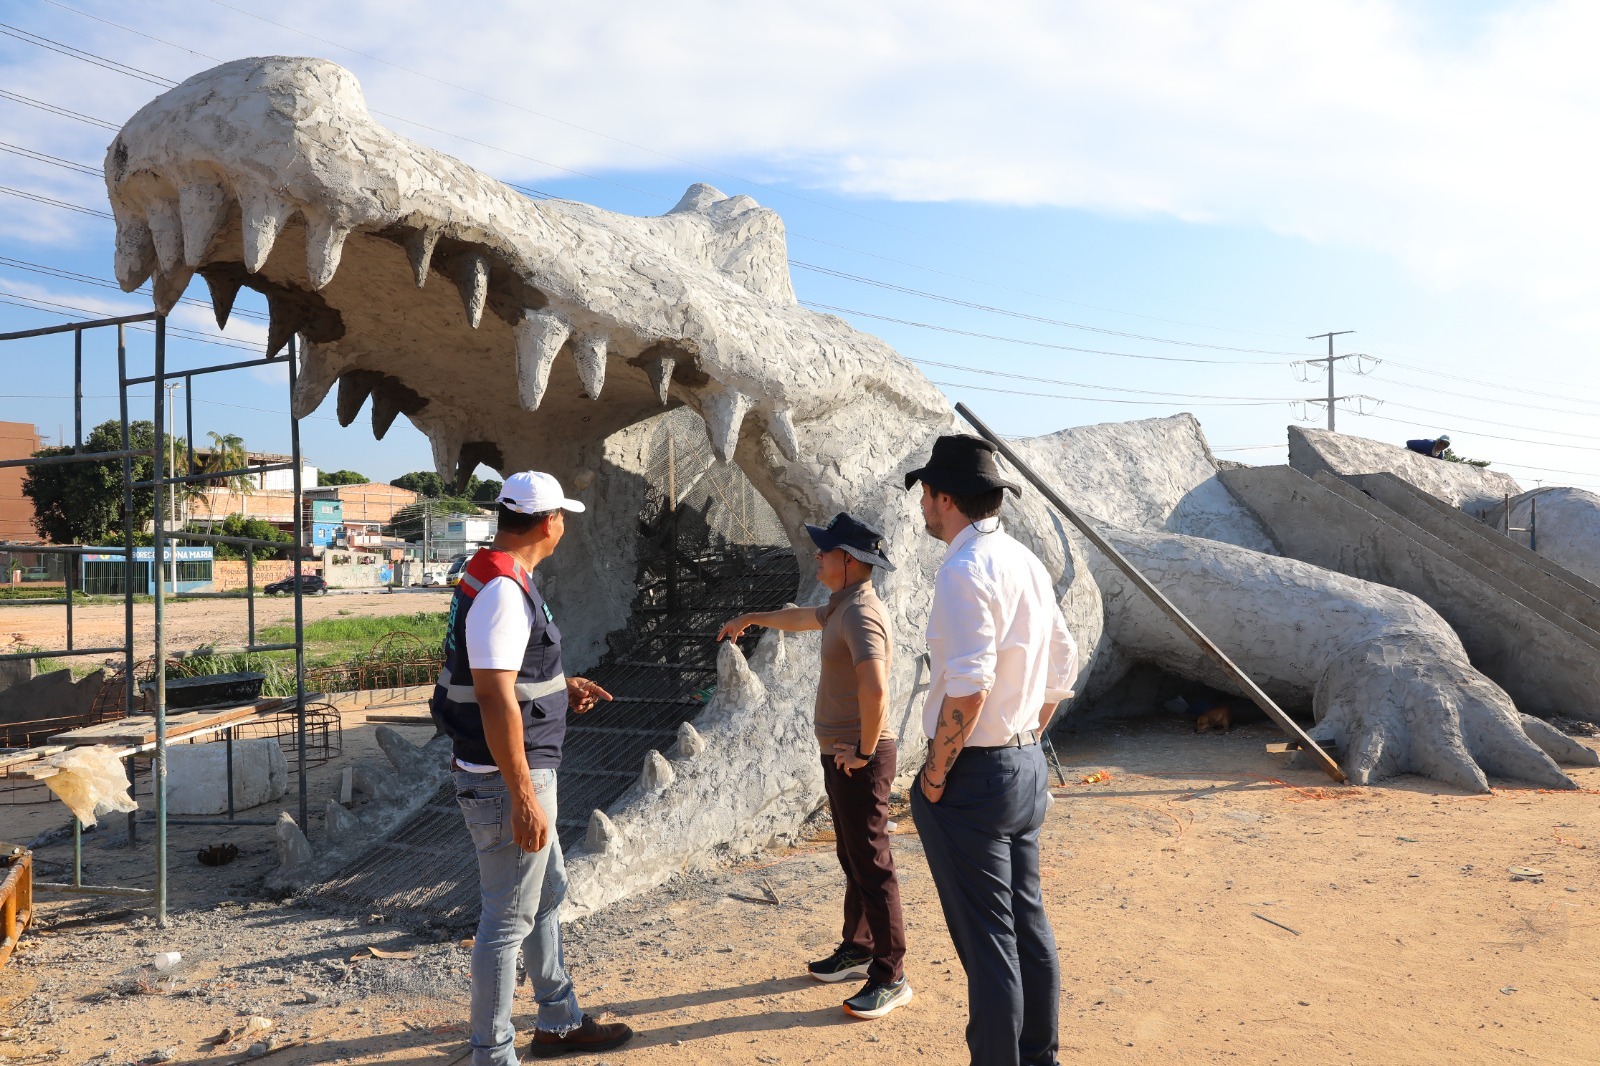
[3,0,1599,489]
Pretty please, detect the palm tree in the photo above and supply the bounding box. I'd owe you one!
[196,432,252,526]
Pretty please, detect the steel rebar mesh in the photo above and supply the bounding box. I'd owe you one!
[309,410,797,924]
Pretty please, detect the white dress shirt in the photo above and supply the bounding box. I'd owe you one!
[922,519,1080,745]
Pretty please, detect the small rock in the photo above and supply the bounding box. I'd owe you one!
[247,1042,269,1058]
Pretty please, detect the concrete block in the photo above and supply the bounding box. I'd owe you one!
[167,738,287,815]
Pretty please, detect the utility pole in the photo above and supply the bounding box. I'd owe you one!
[1304,330,1357,430]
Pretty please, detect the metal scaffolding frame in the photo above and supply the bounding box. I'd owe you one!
[0,312,312,924]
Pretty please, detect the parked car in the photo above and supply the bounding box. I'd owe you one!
[264,573,328,596]
[445,554,470,585]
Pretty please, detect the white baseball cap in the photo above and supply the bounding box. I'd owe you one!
[498,471,586,514]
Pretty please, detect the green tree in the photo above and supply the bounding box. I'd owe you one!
[320,469,369,485]
[188,514,293,560]
[23,420,185,544]
[391,470,501,500]
[1441,448,1491,469]
[390,470,444,497]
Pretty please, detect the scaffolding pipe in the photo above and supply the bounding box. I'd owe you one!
[954,402,1347,784]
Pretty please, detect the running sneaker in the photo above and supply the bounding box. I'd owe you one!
[843,976,914,1019]
[806,946,872,983]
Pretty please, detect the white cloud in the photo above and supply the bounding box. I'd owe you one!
[7,0,1600,322]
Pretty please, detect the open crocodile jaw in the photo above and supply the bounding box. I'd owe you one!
[103,56,949,513]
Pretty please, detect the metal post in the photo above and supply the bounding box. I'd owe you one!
[288,336,308,828]
[72,816,81,886]
[152,315,169,926]
[245,550,255,643]
[73,328,82,450]
[955,402,1347,783]
[225,726,235,820]
[116,325,138,846]
[184,374,194,491]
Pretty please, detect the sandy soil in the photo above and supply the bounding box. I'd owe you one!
[4,711,1599,1066]
[0,590,453,661]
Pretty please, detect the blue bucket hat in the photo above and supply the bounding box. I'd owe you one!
[804,512,895,571]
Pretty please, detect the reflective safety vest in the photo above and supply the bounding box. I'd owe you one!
[429,548,568,769]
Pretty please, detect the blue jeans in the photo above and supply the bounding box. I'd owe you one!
[454,767,583,1066]
[912,743,1058,1066]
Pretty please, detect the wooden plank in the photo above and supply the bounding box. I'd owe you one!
[338,766,353,806]
[364,713,434,725]
[362,698,432,710]
[50,704,264,747]
[0,746,66,771]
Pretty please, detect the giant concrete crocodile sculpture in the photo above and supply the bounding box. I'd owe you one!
[104,58,1597,913]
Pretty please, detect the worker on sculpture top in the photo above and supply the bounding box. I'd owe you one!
[906,433,1078,1066]
[1405,433,1451,459]
[430,470,634,1063]
[717,511,913,1020]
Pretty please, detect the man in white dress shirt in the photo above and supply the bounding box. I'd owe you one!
[905,434,1079,1066]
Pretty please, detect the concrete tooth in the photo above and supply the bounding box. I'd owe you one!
[177,182,230,268]
[335,372,379,427]
[647,353,676,406]
[573,334,606,399]
[304,213,350,290]
[146,197,183,275]
[370,385,403,440]
[405,227,440,288]
[702,387,752,464]
[586,809,619,854]
[264,291,303,358]
[676,721,705,758]
[431,427,465,486]
[290,341,338,419]
[514,309,571,411]
[715,639,766,707]
[151,267,193,316]
[113,215,156,292]
[640,750,674,791]
[456,253,489,328]
[767,408,801,462]
[240,188,294,274]
[201,270,243,330]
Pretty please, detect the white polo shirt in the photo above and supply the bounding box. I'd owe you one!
[922,519,1079,745]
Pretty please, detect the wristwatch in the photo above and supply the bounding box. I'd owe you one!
[855,743,870,762]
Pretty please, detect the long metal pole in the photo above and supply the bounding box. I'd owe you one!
[152,316,169,925]
[288,336,308,828]
[1325,335,1335,430]
[73,328,82,449]
[955,402,1347,783]
[116,325,137,846]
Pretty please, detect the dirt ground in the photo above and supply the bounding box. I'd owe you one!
[3,710,1599,1066]
[0,590,452,660]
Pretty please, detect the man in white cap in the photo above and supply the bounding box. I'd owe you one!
[430,471,632,1063]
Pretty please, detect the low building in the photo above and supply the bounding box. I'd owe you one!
[0,421,42,542]
[303,483,420,547]
[79,545,215,595]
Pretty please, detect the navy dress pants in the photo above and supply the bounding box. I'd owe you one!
[912,742,1058,1066]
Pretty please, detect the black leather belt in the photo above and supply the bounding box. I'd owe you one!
[968,729,1038,750]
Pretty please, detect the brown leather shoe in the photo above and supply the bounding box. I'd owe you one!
[525,1015,634,1058]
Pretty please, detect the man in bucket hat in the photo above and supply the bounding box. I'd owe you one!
[718,512,911,1019]
[905,435,1079,1066]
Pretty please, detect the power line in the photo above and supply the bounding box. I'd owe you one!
[806,301,1295,366]
[927,379,1290,407]
[0,254,271,322]
[1352,408,1600,454]
[0,184,111,218]
[913,357,1304,401]
[0,22,176,87]
[0,88,120,130]
[0,139,101,176]
[795,265,1303,357]
[0,288,261,353]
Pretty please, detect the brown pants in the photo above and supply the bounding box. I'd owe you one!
[820,737,905,984]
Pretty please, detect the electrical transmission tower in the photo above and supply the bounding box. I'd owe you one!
[1300,330,1371,431]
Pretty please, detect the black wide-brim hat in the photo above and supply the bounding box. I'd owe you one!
[804,512,896,571]
[904,434,1021,497]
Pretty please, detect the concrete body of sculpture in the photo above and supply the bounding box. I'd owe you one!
[1493,488,1600,589]
[105,59,1596,913]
